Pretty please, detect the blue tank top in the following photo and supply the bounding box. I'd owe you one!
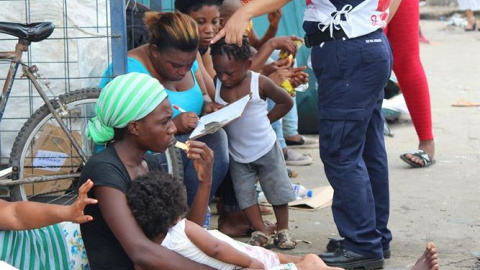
[99,57,204,118]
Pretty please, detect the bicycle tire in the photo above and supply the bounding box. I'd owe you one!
[8,88,183,202]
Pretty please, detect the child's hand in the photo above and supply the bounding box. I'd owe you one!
[173,112,199,134]
[202,101,224,115]
[67,179,97,224]
[270,36,303,60]
[185,141,214,186]
[268,68,293,86]
[262,59,290,76]
[268,9,283,28]
[289,67,309,88]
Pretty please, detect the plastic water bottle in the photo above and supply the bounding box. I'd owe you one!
[203,206,211,229]
[292,184,313,199]
[258,191,267,203]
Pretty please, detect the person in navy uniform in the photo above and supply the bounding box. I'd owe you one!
[301,0,396,269]
[213,0,399,269]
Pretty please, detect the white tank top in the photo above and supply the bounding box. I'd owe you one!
[304,0,391,38]
[162,219,281,270]
[215,71,276,163]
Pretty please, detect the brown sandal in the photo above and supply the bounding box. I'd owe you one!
[274,229,297,250]
[247,231,274,248]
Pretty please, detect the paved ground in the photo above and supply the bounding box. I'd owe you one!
[212,19,480,269]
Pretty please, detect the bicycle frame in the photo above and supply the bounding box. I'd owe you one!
[0,39,88,166]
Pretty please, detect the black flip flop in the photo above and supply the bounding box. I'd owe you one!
[400,150,435,168]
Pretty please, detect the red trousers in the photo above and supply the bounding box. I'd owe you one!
[385,0,434,141]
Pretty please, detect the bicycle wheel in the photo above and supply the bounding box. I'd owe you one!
[9,88,183,202]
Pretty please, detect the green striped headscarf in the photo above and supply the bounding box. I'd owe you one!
[87,72,168,144]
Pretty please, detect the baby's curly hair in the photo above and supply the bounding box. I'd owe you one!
[210,36,252,62]
[127,170,188,239]
[175,0,225,15]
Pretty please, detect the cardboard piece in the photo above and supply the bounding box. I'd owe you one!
[288,185,334,211]
[22,123,83,196]
[451,98,480,107]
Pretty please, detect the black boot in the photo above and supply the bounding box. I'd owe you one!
[319,247,384,270]
[326,238,391,259]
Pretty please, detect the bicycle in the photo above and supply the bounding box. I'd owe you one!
[0,21,183,203]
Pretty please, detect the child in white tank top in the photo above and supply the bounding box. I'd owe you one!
[210,37,298,250]
[127,170,342,270]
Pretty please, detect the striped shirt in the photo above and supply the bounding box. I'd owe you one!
[0,224,69,270]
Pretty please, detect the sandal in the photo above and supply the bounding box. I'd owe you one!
[274,229,297,250]
[247,231,274,248]
[400,149,435,168]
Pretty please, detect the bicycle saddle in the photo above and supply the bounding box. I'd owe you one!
[0,22,54,42]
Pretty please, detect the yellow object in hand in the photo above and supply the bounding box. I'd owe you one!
[175,141,188,150]
[281,80,295,97]
[278,40,304,62]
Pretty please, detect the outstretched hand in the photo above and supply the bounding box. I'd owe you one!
[268,66,308,87]
[211,0,292,45]
[272,36,304,61]
[67,179,97,224]
[268,9,283,28]
[212,10,249,45]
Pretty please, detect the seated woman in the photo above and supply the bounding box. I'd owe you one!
[0,180,97,270]
[99,11,228,208]
[79,72,216,270]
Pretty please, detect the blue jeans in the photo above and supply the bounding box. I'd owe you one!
[282,98,299,138]
[168,129,229,206]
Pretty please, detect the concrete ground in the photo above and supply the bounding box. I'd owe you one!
[212,19,480,270]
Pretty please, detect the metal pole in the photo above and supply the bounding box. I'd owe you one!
[110,0,127,76]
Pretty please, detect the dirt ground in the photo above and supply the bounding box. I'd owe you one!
[212,19,480,270]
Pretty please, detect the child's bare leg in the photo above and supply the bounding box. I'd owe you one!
[243,203,268,234]
[294,254,344,270]
[272,204,289,230]
[411,242,439,270]
[275,252,303,264]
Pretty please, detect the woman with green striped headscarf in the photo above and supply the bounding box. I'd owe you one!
[78,72,215,270]
[87,72,168,144]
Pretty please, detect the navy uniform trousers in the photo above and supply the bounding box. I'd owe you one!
[305,22,393,259]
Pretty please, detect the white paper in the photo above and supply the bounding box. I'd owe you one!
[32,150,68,172]
[189,94,250,139]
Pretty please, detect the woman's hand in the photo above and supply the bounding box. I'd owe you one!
[173,112,200,134]
[67,179,98,224]
[185,140,214,186]
[202,101,224,115]
[211,0,292,45]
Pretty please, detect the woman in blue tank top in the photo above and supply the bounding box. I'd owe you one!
[99,12,228,208]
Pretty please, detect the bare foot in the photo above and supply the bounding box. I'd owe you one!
[218,210,252,237]
[404,140,435,167]
[411,242,439,270]
[295,254,344,270]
